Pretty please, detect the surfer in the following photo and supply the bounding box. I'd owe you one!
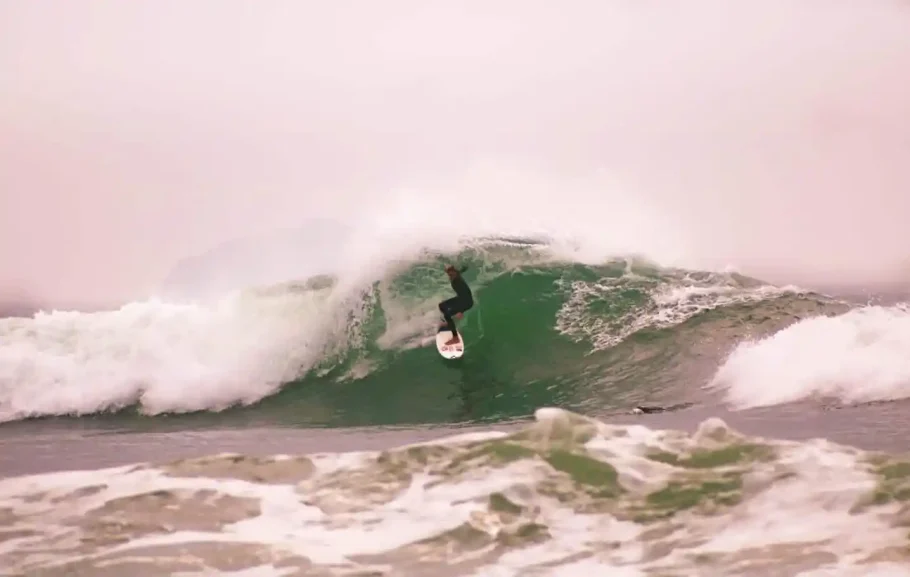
[439,264,473,346]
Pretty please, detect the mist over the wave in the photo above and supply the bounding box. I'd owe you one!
[2,0,908,306]
[159,219,352,301]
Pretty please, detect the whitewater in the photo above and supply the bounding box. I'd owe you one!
[3,408,910,576]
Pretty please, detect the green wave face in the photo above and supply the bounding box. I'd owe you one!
[252,243,846,428]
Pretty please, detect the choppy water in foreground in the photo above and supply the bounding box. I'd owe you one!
[3,408,910,576]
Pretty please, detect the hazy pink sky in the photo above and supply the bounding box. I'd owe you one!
[2,0,909,305]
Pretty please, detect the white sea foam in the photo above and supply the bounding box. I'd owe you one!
[555,271,805,350]
[711,304,910,408]
[0,287,345,421]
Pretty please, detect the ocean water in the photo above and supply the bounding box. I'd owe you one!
[2,238,910,576]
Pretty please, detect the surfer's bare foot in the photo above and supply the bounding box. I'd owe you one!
[445,337,460,346]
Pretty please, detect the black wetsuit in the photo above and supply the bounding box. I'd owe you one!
[439,266,473,338]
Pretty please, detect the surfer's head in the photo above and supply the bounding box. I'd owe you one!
[445,264,458,279]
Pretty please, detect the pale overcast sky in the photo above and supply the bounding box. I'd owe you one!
[2,0,909,305]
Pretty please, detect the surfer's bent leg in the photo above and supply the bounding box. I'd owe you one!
[438,297,462,338]
[439,298,473,340]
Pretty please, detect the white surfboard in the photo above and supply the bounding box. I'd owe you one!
[435,329,465,359]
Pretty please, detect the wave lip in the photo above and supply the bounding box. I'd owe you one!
[710,304,910,409]
[1,408,908,575]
